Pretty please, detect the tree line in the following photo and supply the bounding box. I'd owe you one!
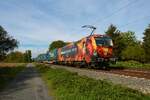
[105,24,150,63]
[1,23,150,63]
[49,24,150,63]
[0,25,32,63]
[3,50,32,63]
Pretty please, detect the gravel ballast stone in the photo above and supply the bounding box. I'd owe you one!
[50,65,150,94]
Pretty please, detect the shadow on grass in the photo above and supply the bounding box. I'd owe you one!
[0,66,40,98]
[0,66,25,90]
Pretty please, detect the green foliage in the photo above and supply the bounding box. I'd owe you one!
[4,51,25,63]
[49,40,68,51]
[0,25,18,61]
[113,33,125,59]
[143,24,150,62]
[121,31,137,46]
[105,24,120,39]
[117,31,138,60]
[37,65,150,100]
[111,61,150,69]
[120,31,144,62]
[121,44,146,62]
[24,50,32,62]
[0,66,25,91]
[106,24,141,61]
[4,50,32,63]
[105,24,128,59]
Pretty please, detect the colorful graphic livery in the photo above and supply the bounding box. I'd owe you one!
[50,34,116,68]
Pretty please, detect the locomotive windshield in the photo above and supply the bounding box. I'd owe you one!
[95,37,113,47]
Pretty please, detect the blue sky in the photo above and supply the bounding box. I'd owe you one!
[0,0,150,57]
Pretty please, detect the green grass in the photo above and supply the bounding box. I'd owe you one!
[0,65,25,91]
[37,64,150,100]
[111,60,150,69]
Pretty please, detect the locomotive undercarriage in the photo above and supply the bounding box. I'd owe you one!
[55,56,116,69]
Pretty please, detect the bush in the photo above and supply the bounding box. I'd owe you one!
[121,44,146,62]
[111,60,150,69]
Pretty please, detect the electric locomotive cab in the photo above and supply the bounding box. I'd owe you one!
[95,36,113,47]
[94,36,115,63]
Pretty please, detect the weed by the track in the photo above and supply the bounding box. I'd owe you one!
[111,60,150,69]
[37,64,150,100]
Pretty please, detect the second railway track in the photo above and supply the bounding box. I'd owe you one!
[96,68,150,79]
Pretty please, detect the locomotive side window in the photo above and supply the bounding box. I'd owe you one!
[95,37,113,47]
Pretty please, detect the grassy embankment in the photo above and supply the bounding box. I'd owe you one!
[0,63,25,91]
[111,60,150,69]
[37,64,150,100]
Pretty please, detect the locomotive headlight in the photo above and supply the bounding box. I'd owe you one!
[103,48,108,56]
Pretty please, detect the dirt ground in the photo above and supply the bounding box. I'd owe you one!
[0,63,26,67]
[0,63,52,100]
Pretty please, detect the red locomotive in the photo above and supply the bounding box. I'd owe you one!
[50,26,116,68]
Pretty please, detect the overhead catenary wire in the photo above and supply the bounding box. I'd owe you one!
[118,15,150,29]
[72,0,137,35]
[117,15,150,39]
[100,15,150,33]
[92,0,139,26]
[82,0,149,41]
[73,0,141,36]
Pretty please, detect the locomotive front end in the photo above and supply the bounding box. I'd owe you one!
[94,36,116,66]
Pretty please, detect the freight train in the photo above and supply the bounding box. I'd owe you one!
[50,34,116,68]
[36,26,116,68]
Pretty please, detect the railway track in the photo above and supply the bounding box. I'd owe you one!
[96,68,150,79]
[45,63,150,79]
[45,64,150,94]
